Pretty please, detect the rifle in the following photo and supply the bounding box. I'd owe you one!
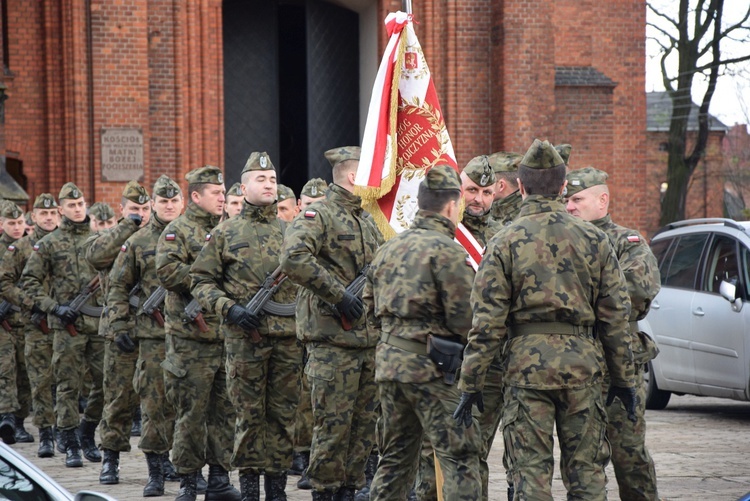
[0,300,20,332]
[328,265,370,331]
[184,297,208,333]
[62,275,101,337]
[141,285,167,327]
[30,310,49,334]
[127,282,142,310]
[243,266,289,342]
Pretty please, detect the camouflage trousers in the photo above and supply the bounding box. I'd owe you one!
[52,329,104,430]
[99,339,139,451]
[225,335,302,474]
[604,368,659,500]
[503,385,609,501]
[293,352,313,454]
[370,380,481,501]
[163,334,234,475]
[0,325,31,418]
[136,338,174,454]
[306,343,378,492]
[24,326,55,428]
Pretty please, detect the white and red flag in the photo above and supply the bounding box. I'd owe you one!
[355,11,483,268]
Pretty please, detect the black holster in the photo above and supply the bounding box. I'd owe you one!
[427,335,465,385]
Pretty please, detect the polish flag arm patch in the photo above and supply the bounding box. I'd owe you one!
[205,234,212,242]
[627,235,640,243]
[7,245,14,252]
[32,245,40,251]
[165,233,176,241]
[121,245,128,252]
[304,210,317,219]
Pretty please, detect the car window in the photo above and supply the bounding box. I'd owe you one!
[650,237,674,282]
[702,235,739,294]
[742,244,750,300]
[0,457,51,501]
[661,233,708,290]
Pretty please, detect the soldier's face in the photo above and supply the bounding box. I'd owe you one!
[91,217,116,232]
[242,171,277,207]
[461,173,494,216]
[298,195,324,210]
[192,184,226,216]
[225,195,244,218]
[0,216,26,239]
[33,208,59,232]
[565,186,608,222]
[60,197,87,223]
[121,200,152,227]
[277,198,299,222]
[153,195,184,223]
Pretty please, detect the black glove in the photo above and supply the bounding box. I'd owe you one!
[226,304,261,332]
[114,332,136,353]
[335,292,364,323]
[606,385,638,423]
[128,213,143,227]
[31,304,45,316]
[53,305,79,324]
[453,391,484,428]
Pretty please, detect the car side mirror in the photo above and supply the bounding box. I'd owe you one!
[719,279,743,312]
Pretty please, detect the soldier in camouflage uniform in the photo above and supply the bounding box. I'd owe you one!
[0,202,33,445]
[191,152,302,501]
[280,147,381,501]
[156,166,240,501]
[108,175,184,496]
[454,139,637,501]
[225,182,244,219]
[88,202,117,232]
[365,165,481,501]
[21,183,106,468]
[86,181,151,483]
[276,184,299,222]
[488,152,523,226]
[566,167,660,501]
[555,144,572,170]
[0,194,59,455]
[289,177,329,487]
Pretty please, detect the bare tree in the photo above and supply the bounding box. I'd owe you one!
[648,0,750,225]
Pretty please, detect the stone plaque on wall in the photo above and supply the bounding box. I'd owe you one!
[101,128,144,181]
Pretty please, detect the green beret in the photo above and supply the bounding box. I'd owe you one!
[88,202,115,222]
[520,139,565,170]
[463,156,494,188]
[421,165,461,191]
[324,146,361,169]
[0,202,23,220]
[33,193,58,209]
[226,182,243,197]
[565,167,608,197]
[555,144,572,165]
[122,180,150,204]
[488,152,522,174]
[59,182,83,200]
[152,175,182,199]
[301,178,328,198]
[242,152,275,174]
[277,184,295,202]
[185,166,224,185]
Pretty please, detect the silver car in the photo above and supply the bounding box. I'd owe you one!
[640,218,750,409]
[0,441,116,501]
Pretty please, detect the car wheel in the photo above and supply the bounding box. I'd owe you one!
[644,361,671,410]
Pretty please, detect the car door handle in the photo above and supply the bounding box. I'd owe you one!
[692,307,705,317]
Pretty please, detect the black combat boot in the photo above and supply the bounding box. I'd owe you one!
[161,452,179,481]
[204,464,241,501]
[507,484,515,501]
[264,472,288,501]
[336,486,356,501]
[288,450,309,476]
[312,490,336,501]
[14,417,34,443]
[62,428,83,468]
[54,427,66,453]
[99,449,120,484]
[143,452,165,497]
[0,414,16,445]
[78,418,101,462]
[196,470,208,494]
[175,473,197,501]
[239,472,260,501]
[354,453,378,501]
[130,406,142,437]
[37,427,55,458]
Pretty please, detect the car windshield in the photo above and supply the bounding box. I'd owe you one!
[0,457,48,501]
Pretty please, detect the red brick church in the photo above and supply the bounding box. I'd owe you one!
[0,0,649,231]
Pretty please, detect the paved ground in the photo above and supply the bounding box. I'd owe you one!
[6,394,750,500]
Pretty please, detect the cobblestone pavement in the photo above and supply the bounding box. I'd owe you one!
[5,394,750,500]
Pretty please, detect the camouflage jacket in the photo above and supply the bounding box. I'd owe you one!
[459,195,634,393]
[21,216,102,335]
[365,211,473,383]
[280,183,381,348]
[490,190,522,226]
[155,203,221,342]
[191,201,297,339]
[108,214,168,340]
[0,224,54,312]
[461,210,503,248]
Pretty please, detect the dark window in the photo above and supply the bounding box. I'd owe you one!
[702,235,739,294]
[650,237,674,281]
[0,456,51,500]
[661,233,708,290]
[741,245,750,300]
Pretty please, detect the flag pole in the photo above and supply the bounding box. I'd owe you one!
[403,0,412,14]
